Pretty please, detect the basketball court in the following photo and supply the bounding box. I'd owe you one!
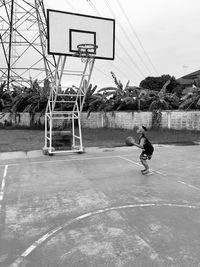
[0,144,200,266]
[1,6,200,267]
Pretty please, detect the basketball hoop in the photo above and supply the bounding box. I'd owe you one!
[76,43,98,62]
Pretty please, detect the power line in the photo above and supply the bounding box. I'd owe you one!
[63,0,142,84]
[86,0,144,81]
[116,0,159,76]
[63,0,76,12]
[115,36,144,79]
[62,0,140,84]
[86,0,100,15]
[103,0,151,77]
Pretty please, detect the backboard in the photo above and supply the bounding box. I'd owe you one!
[47,9,115,60]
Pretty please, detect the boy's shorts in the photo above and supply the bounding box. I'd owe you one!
[140,151,153,160]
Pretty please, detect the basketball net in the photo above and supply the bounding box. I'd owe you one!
[76,44,98,63]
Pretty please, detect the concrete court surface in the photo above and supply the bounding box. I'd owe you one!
[0,145,200,267]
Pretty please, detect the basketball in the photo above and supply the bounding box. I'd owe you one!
[125,136,135,146]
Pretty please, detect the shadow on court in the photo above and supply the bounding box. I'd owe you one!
[0,145,200,266]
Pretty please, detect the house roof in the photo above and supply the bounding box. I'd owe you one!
[181,70,200,80]
[177,78,193,85]
[177,70,200,85]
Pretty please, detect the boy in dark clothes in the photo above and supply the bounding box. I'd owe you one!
[132,126,154,175]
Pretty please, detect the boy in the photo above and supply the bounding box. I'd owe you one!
[132,126,154,175]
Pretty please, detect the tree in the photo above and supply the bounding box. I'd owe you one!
[146,79,180,128]
[172,84,185,98]
[148,79,180,110]
[139,75,178,92]
[0,81,9,111]
[179,84,200,110]
[116,86,153,111]
[109,72,147,111]
[9,79,50,113]
[165,76,180,93]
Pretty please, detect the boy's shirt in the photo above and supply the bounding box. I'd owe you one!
[138,134,154,155]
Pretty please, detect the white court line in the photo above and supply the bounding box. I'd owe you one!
[118,155,200,191]
[3,154,199,191]
[9,202,200,267]
[7,154,200,265]
[0,165,8,211]
[118,156,167,176]
[0,155,120,167]
[177,180,200,191]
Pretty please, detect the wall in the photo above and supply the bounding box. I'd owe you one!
[0,111,200,130]
[81,112,152,129]
[82,111,200,130]
[160,111,200,130]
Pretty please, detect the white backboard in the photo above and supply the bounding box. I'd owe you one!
[47,9,115,60]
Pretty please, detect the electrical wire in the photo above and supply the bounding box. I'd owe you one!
[116,0,159,75]
[63,0,77,12]
[63,0,138,84]
[63,0,143,84]
[104,0,150,76]
[86,0,144,81]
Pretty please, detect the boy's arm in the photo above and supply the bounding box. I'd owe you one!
[133,137,145,149]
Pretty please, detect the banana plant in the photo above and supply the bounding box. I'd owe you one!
[179,82,200,110]
[148,79,179,110]
[9,79,50,113]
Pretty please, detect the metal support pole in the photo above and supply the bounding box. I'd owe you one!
[43,54,95,155]
[7,0,14,90]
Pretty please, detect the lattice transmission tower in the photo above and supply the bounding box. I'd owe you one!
[0,0,56,90]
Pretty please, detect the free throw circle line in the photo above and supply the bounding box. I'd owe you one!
[9,202,200,267]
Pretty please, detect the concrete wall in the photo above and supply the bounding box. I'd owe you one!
[160,111,200,130]
[82,111,200,130]
[1,111,200,130]
[81,112,152,129]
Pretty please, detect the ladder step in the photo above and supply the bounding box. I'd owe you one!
[57,94,84,97]
[62,71,90,76]
[49,100,76,103]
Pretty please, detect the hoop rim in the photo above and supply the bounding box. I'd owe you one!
[77,43,98,49]
[77,43,98,56]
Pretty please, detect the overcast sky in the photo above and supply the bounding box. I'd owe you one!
[44,0,200,89]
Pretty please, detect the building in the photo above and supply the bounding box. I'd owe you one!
[177,70,200,88]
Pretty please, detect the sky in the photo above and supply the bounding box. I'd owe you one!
[1,0,200,89]
[43,0,200,89]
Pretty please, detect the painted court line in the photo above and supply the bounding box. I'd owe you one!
[9,202,200,267]
[118,155,200,191]
[177,180,200,191]
[0,165,8,211]
[0,155,120,167]
[118,156,167,176]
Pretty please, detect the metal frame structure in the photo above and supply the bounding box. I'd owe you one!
[0,0,56,89]
[1,4,114,155]
[43,53,95,155]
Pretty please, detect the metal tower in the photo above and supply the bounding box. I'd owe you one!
[0,0,56,89]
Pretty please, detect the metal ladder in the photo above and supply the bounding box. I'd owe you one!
[43,55,95,155]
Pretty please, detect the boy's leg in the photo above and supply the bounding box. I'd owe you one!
[140,152,153,174]
[140,152,149,171]
[140,158,149,171]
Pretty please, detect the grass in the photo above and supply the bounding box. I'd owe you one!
[0,127,200,152]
